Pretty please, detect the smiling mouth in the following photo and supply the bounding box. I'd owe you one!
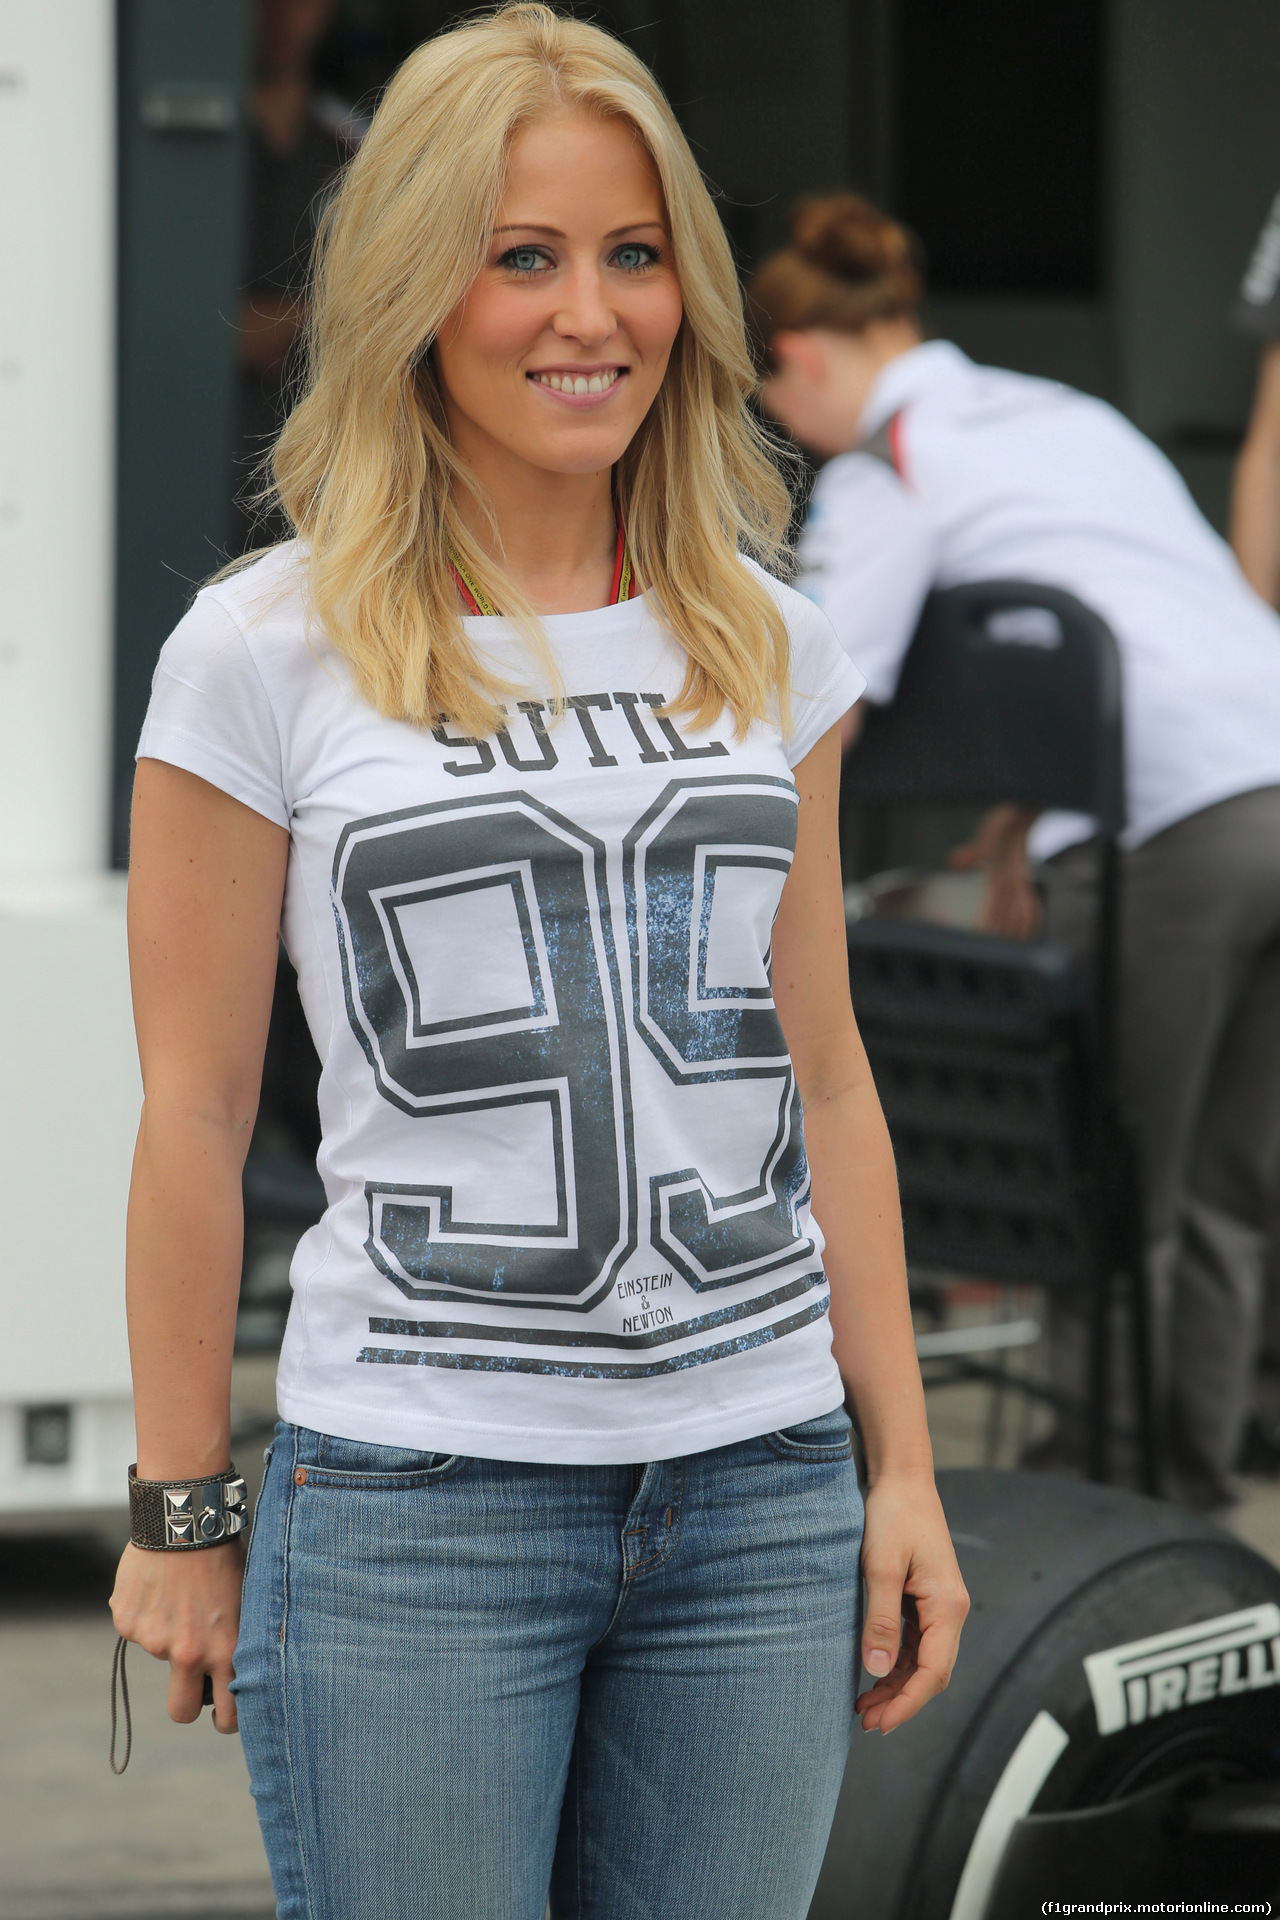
[528,367,626,397]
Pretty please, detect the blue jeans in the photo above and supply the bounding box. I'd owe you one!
[233,1410,863,1920]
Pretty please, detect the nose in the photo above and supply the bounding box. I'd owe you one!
[552,262,617,348]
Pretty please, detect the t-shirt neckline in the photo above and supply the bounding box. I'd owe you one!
[461,590,653,647]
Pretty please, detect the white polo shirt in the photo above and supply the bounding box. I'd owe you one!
[797,340,1280,856]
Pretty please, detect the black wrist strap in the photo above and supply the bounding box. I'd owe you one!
[128,1464,248,1550]
[109,1635,131,1773]
[110,1636,215,1775]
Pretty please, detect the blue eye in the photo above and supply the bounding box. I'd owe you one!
[614,243,659,272]
[501,246,549,278]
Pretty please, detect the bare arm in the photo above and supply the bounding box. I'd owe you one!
[772,725,968,1732]
[109,760,288,1733]
[1231,342,1280,605]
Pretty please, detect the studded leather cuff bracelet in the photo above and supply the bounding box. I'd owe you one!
[128,1465,249,1550]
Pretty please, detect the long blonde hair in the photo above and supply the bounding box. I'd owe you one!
[266,1,793,739]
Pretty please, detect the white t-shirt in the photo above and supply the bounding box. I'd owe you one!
[137,542,864,1464]
[797,340,1280,858]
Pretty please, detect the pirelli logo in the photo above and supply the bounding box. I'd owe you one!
[1084,1603,1280,1735]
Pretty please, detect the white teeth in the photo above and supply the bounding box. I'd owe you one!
[530,369,621,393]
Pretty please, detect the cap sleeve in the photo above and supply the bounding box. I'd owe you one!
[136,589,290,829]
[773,576,867,767]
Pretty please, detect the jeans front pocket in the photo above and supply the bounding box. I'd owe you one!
[764,1404,854,1462]
[296,1427,468,1490]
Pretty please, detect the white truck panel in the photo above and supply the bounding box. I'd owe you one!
[0,0,115,884]
[0,3,132,1517]
[0,882,139,1510]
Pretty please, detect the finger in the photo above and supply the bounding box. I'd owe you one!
[860,1566,906,1682]
[871,1665,950,1733]
[857,1691,900,1731]
[210,1661,239,1735]
[858,1656,937,1732]
[855,1669,909,1719]
[857,1613,920,1723]
[167,1660,207,1725]
[872,1621,963,1733]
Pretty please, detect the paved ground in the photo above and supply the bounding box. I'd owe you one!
[0,1359,279,1920]
[3,1346,1280,1919]
[0,1607,274,1920]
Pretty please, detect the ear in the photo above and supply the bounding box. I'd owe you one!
[770,330,828,385]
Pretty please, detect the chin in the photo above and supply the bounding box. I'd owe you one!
[524,431,637,476]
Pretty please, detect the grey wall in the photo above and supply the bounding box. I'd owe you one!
[920,297,1114,402]
[114,0,249,862]
[1110,0,1280,437]
[845,1,1117,404]
[1109,0,1280,529]
[834,0,1280,530]
[668,0,855,264]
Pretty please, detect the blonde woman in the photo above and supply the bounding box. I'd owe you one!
[110,10,967,1914]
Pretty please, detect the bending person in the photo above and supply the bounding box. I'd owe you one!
[108,20,966,1920]
[750,194,1280,1512]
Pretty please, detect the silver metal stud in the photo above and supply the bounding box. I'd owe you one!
[198,1504,226,1541]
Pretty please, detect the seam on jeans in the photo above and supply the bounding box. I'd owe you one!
[594,1465,685,1645]
[294,1452,468,1490]
[591,1500,648,1648]
[623,1462,684,1577]
[279,1426,318,1920]
[761,1433,853,1464]
[590,1557,638,1648]
[574,1720,585,1920]
[239,1447,268,1593]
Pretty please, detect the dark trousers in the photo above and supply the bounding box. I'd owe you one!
[1042,786,1280,1489]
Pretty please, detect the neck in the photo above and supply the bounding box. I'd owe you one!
[818,319,921,451]
[452,454,619,617]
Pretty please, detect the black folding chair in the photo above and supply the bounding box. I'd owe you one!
[842,580,1156,1489]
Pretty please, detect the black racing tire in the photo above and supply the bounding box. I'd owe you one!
[808,1470,1280,1919]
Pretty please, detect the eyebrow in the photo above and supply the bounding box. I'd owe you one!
[492,221,667,239]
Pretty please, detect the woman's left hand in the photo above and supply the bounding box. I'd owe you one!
[855,1471,970,1734]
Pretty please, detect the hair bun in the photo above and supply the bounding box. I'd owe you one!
[790,193,915,286]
